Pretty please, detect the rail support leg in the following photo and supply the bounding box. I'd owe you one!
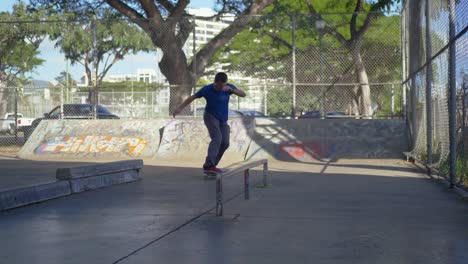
[216,174,223,216]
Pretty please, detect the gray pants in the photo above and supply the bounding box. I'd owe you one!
[203,112,230,168]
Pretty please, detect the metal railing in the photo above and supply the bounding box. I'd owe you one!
[215,159,269,216]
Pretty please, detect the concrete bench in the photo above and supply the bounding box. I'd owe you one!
[56,159,144,193]
[0,160,143,211]
[215,159,269,216]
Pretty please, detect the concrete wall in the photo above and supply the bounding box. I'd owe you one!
[154,118,255,165]
[18,119,168,160]
[246,119,408,162]
[18,118,407,162]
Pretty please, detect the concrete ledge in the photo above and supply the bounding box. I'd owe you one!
[56,160,144,180]
[69,169,140,193]
[0,160,144,211]
[0,181,71,211]
[57,159,143,193]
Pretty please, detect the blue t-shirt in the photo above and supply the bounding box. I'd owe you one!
[195,83,237,122]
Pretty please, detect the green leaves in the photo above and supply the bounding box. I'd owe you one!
[52,9,155,85]
[0,2,51,86]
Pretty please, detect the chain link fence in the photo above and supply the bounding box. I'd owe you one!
[403,0,467,189]
[0,10,402,151]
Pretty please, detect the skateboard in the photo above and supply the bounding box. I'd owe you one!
[203,171,218,180]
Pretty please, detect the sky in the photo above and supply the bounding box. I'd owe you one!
[0,0,215,84]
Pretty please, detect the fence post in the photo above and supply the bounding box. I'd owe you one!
[92,16,98,119]
[424,0,433,168]
[192,17,197,78]
[448,0,457,187]
[401,8,407,120]
[264,84,267,115]
[291,13,296,114]
[391,84,395,118]
[14,87,18,143]
[60,84,64,119]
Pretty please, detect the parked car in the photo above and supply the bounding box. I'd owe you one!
[0,113,34,135]
[235,110,267,117]
[193,107,243,118]
[23,104,119,141]
[326,111,352,119]
[298,110,321,119]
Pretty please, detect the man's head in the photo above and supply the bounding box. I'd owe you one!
[214,72,228,89]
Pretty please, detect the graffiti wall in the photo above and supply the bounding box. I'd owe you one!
[155,118,254,163]
[18,119,166,159]
[35,136,147,155]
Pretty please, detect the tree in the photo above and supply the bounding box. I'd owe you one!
[30,0,276,111]
[55,71,77,86]
[0,3,51,114]
[49,9,155,103]
[214,0,401,117]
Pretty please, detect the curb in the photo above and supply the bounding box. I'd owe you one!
[0,159,143,212]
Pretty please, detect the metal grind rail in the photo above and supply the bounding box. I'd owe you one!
[216,159,269,216]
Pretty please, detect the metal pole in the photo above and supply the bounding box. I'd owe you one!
[264,84,267,115]
[216,174,223,216]
[391,84,395,117]
[60,85,64,119]
[93,16,98,119]
[401,9,407,120]
[244,169,250,200]
[192,17,197,87]
[462,79,467,173]
[292,13,296,113]
[424,0,433,167]
[263,162,268,187]
[319,30,324,116]
[448,0,457,187]
[66,59,69,103]
[14,88,18,143]
[146,86,148,118]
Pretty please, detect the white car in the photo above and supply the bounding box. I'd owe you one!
[0,113,34,135]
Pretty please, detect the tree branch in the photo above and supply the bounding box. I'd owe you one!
[139,0,160,17]
[99,47,127,83]
[305,0,349,48]
[157,0,176,13]
[104,0,153,30]
[350,0,363,38]
[263,31,293,49]
[190,0,275,77]
[168,0,189,18]
[356,0,392,38]
[175,17,193,48]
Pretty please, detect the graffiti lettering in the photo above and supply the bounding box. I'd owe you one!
[35,135,147,155]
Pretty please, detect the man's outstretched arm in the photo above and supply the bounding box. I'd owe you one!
[223,86,246,97]
[173,95,197,118]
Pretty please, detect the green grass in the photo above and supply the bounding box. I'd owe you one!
[439,156,468,187]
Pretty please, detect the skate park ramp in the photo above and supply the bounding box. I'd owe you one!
[17,117,407,163]
[246,118,408,162]
[18,119,168,160]
[153,118,255,166]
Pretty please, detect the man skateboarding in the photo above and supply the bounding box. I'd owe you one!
[172,72,246,174]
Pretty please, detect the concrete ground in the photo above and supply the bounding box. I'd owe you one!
[0,159,467,264]
[0,157,95,192]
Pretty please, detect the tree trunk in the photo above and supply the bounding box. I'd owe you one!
[0,73,14,116]
[159,44,194,115]
[354,51,372,118]
[351,85,360,117]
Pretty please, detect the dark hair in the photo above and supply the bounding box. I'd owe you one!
[214,72,228,83]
